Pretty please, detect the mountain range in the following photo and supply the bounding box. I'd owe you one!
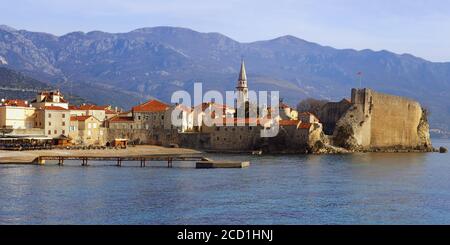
[0,24,449,130]
[0,66,87,105]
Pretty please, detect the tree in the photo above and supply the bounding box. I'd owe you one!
[296,98,329,115]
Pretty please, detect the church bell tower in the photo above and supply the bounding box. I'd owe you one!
[236,59,249,107]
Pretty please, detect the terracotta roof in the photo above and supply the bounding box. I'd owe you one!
[78,104,109,110]
[279,120,300,126]
[109,116,134,123]
[70,104,109,111]
[132,100,169,112]
[1,99,29,107]
[298,122,312,129]
[42,106,68,111]
[119,111,131,115]
[105,109,118,114]
[70,115,92,122]
[194,102,233,112]
[68,105,81,110]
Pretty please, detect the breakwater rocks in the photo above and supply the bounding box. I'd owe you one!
[440,147,448,154]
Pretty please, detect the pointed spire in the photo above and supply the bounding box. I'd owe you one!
[238,59,247,81]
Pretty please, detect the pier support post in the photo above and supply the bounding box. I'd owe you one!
[167,157,173,168]
[81,158,88,166]
[58,157,64,166]
[117,158,122,167]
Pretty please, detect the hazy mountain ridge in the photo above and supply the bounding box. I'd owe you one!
[0,66,87,105]
[0,25,449,130]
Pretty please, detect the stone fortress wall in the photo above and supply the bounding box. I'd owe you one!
[332,88,431,150]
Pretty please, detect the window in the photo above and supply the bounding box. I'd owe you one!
[216,136,220,140]
[62,130,65,135]
[62,122,65,126]
[93,123,97,129]
[138,116,141,120]
[48,113,51,118]
[54,130,57,134]
[48,130,51,135]
[88,123,92,129]
[62,114,65,118]
[216,127,220,131]
[48,122,51,126]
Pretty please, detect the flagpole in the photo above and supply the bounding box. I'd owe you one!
[359,74,362,88]
[357,72,363,88]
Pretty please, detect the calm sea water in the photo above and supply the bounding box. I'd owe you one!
[1,139,450,225]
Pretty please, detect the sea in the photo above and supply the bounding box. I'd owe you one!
[1,139,449,224]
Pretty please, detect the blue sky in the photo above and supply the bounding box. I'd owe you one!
[1,0,450,62]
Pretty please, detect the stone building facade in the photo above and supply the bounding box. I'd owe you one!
[35,106,70,138]
[0,99,35,129]
[69,115,106,145]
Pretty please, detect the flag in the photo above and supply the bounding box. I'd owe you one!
[357,71,363,75]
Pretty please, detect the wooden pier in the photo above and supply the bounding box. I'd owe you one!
[35,154,207,168]
[33,154,250,169]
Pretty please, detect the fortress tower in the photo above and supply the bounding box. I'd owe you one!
[236,60,249,108]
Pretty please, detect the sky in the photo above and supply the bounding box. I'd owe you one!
[1,0,450,62]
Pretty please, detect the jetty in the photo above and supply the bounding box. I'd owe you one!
[196,160,250,169]
[0,145,249,169]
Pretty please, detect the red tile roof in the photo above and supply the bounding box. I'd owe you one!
[68,105,81,110]
[132,100,169,112]
[1,99,29,107]
[105,109,118,114]
[70,115,92,122]
[279,120,300,126]
[194,102,233,112]
[70,104,109,110]
[78,104,109,110]
[109,116,134,123]
[42,106,68,111]
[298,122,312,129]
